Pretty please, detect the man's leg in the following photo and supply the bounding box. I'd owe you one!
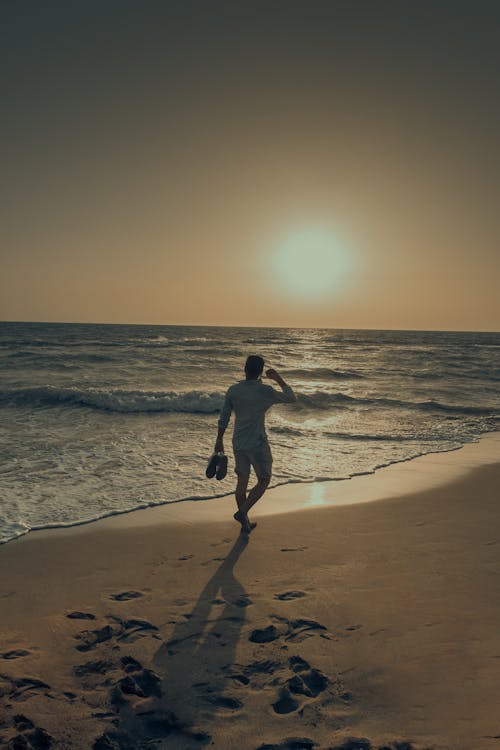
[240,442,272,517]
[240,475,270,515]
[233,450,255,532]
[235,474,249,512]
[234,475,256,533]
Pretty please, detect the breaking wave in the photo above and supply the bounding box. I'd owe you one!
[2,385,499,419]
[0,386,224,414]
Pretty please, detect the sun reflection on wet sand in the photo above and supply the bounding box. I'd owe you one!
[306,482,327,507]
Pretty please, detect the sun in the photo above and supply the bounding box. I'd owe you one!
[270,226,350,298]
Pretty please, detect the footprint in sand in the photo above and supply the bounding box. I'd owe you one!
[1,649,31,660]
[66,611,96,620]
[13,714,35,731]
[210,595,252,607]
[7,677,52,701]
[201,556,226,566]
[280,547,308,553]
[275,615,328,642]
[8,722,54,749]
[109,591,144,602]
[207,695,243,710]
[289,656,309,672]
[111,714,212,748]
[113,617,159,643]
[229,659,281,680]
[272,693,300,714]
[73,659,114,677]
[210,538,231,547]
[274,591,306,601]
[74,616,159,651]
[72,651,163,714]
[324,738,420,750]
[287,668,328,698]
[249,625,281,644]
[117,667,162,698]
[257,739,316,750]
[271,656,329,715]
[232,595,252,608]
[249,616,329,645]
[74,624,117,652]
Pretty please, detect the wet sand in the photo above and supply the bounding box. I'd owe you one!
[1,434,500,750]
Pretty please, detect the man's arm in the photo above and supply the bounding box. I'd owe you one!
[215,391,232,453]
[265,368,297,403]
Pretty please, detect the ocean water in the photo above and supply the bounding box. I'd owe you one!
[1,322,499,545]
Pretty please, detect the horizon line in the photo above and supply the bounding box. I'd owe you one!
[1,319,499,335]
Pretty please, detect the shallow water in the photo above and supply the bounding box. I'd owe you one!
[1,322,499,543]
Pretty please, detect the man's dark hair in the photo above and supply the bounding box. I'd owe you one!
[245,355,265,378]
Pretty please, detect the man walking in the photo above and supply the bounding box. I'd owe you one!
[214,355,296,533]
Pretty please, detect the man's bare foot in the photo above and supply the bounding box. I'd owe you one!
[234,510,257,533]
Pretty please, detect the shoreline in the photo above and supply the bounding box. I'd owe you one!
[6,430,499,548]
[1,434,500,748]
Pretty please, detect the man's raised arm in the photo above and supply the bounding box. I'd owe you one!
[265,368,296,403]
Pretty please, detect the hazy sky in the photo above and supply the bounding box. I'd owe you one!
[1,1,499,330]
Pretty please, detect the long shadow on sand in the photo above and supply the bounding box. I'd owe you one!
[146,533,251,742]
[101,534,250,747]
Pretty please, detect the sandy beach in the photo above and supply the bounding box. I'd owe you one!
[1,433,500,750]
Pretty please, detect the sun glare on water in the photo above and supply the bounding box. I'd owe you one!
[270,226,350,299]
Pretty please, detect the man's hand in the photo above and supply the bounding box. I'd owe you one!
[265,368,281,383]
[214,433,225,454]
[266,368,295,402]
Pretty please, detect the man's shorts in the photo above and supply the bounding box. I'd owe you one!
[233,441,273,480]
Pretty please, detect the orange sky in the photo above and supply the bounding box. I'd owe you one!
[1,2,499,331]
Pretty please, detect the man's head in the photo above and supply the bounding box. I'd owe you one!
[245,355,264,380]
